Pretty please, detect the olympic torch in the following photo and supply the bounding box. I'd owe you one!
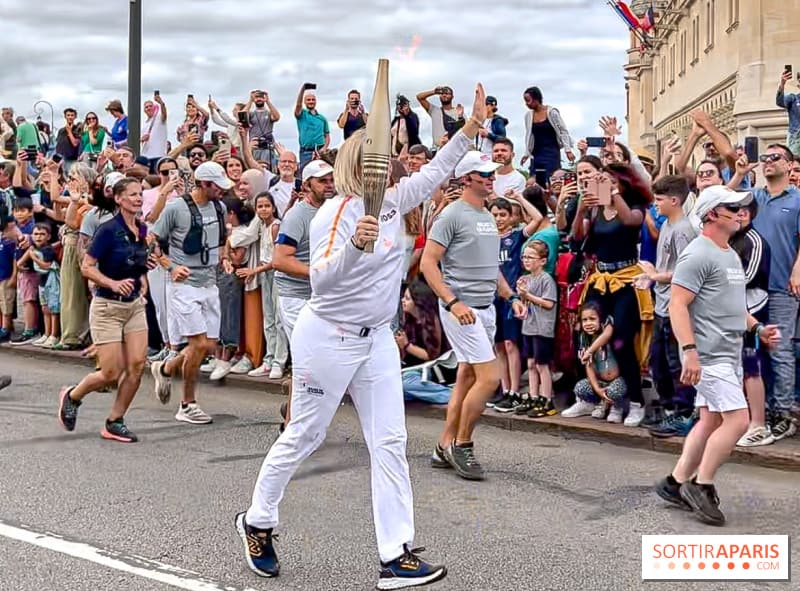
[361,58,391,253]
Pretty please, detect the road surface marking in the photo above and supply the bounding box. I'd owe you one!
[0,519,259,591]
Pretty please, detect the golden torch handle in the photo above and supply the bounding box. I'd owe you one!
[361,58,391,253]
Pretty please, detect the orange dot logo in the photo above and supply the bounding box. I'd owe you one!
[712,562,720,570]
[683,562,691,570]
[728,562,735,570]
[668,562,676,570]
[742,562,750,570]
[698,562,706,570]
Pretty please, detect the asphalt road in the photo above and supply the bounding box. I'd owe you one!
[0,354,797,591]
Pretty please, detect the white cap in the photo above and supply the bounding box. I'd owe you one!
[455,150,501,178]
[195,161,233,190]
[692,185,752,220]
[301,159,333,183]
[104,172,125,191]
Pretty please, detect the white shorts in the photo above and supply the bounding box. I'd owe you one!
[694,363,747,413]
[439,303,496,364]
[278,295,306,340]
[166,282,221,344]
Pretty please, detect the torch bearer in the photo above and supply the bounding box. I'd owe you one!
[361,58,391,253]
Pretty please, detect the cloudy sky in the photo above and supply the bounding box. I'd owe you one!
[2,0,630,155]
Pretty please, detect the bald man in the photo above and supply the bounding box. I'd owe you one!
[294,84,330,169]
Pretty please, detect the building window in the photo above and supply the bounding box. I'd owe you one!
[669,43,675,85]
[705,0,715,50]
[727,0,739,32]
[691,16,700,64]
[653,64,658,102]
[679,31,687,75]
[660,55,666,93]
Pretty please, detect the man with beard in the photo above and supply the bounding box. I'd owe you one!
[273,159,335,430]
[421,151,526,481]
[416,85,465,147]
[149,162,230,425]
[241,139,298,218]
[247,90,280,164]
[476,96,507,156]
[750,143,800,441]
[491,139,526,197]
[294,85,330,169]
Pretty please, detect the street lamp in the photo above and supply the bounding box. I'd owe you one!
[128,0,142,152]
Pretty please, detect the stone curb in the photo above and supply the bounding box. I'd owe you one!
[3,343,799,472]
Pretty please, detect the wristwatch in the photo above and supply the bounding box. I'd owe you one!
[681,344,697,352]
[444,297,459,312]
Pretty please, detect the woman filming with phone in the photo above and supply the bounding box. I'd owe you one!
[176,96,209,143]
[571,163,654,428]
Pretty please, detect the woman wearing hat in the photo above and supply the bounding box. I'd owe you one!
[106,100,128,149]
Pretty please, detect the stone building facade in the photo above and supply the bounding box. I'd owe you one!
[624,0,799,164]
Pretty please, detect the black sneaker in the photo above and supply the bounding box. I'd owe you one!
[680,480,725,526]
[234,512,280,577]
[58,386,80,431]
[10,330,38,346]
[430,443,451,469]
[493,393,519,414]
[527,396,557,418]
[101,419,138,443]
[655,475,691,510]
[446,441,485,481]
[377,545,447,590]
[485,388,505,408]
[770,413,797,441]
[641,405,665,428]
[650,414,695,438]
[513,397,535,415]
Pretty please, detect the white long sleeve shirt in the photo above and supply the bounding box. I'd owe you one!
[308,131,471,330]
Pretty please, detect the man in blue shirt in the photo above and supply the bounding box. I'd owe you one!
[751,143,800,441]
[293,83,330,169]
[777,69,800,157]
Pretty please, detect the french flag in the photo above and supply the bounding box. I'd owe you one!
[614,1,641,30]
[641,5,656,32]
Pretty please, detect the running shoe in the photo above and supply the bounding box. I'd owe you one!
[513,396,535,415]
[10,330,39,346]
[650,414,695,439]
[175,402,213,425]
[527,396,557,418]
[58,386,80,431]
[101,419,138,443]
[591,401,610,419]
[736,425,775,447]
[769,413,797,441]
[623,402,645,427]
[655,475,690,510]
[230,357,254,375]
[680,480,725,526]
[150,360,172,404]
[493,393,520,414]
[485,388,505,408]
[561,399,595,418]
[607,405,624,424]
[248,363,271,378]
[234,512,280,578]
[377,545,447,590]
[445,441,485,481]
[268,364,284,380]
[430,443,451,469]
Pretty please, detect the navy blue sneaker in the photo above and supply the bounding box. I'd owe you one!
[235,512,279,578]
[650,414,695,438]
[377,545,447,590]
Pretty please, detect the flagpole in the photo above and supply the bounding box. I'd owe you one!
[128,0,142,152]
[606,0,649,48]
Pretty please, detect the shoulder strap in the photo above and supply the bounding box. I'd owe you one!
[268,175,280,189]
[182,193,203,229]
[212,199,226,246]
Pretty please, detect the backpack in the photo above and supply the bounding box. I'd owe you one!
[181,194,226,265]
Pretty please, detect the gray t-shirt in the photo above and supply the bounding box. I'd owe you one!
[79,208,114,239]
[654,216,696,317]
[521,271,557,337]
[151,196,226,288]
[671,235,747,367]
[428,104,460,146]
[428,199,499,308]
[249,109,275,143]
[274,200,318,299]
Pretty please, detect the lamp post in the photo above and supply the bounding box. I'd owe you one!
[33,100,54,153]
[127,0,142,152]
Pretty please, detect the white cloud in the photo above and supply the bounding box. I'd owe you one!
[1,0,627,157]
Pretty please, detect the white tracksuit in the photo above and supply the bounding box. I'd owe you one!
[245,131,472,563]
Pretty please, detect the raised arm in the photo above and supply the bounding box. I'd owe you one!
[416,89,437,114]
[294,86,305,119]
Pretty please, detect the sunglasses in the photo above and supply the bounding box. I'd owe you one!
[759,153,784,163]
[722,204,743,213]
[189,152,206,158]
[473,171,495,179]
[86,117,97,121]
[696,169,718,178]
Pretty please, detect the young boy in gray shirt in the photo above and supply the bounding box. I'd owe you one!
[636,175,697,435]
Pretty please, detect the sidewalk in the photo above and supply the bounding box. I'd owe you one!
[3,342,799,472]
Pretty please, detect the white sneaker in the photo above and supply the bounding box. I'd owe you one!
[737,425,775,447]
[561,399,596,418]
[175,402,212,425]
[147,348,170,362]
[210,360,231,381]
[248,363,270,378]
[150,361,172,405]
[200,358,217,374]
[230,357,254,374]
[624,402,645,427]
[268,364,284,379]
[42,336,59,348]
[591,401,609,419]
[607,406,624,424]
[32,334,50,347]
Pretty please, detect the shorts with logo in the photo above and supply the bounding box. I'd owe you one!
[17,271,38,303]
[694,362,747,413]
[0,277,15,316]
[89,296,148,345]
[439,303,496,364]
[167,282,221,345]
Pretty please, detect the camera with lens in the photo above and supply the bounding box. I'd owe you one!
[257,134,274,150]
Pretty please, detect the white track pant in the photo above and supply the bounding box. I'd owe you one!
[147,266,169,344]
[245,306,415,563]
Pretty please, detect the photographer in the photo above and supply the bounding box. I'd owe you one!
[336,90,368,140]
[293,83,330,169]
[246,90,280,164]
